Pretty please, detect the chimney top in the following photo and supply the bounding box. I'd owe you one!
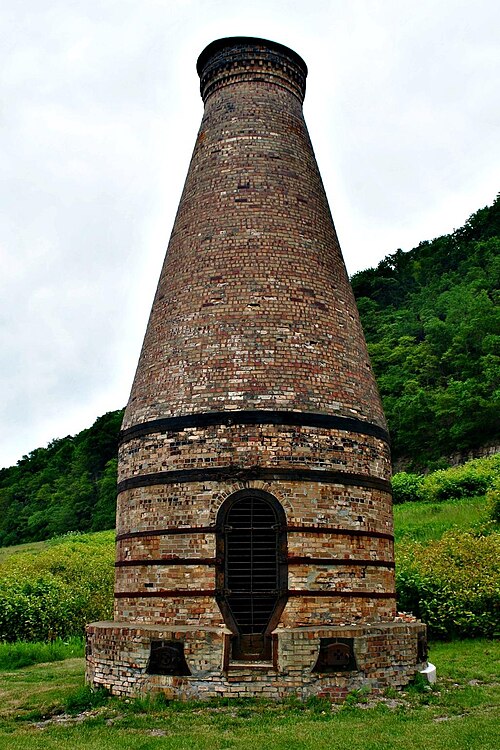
[197,36,308,104]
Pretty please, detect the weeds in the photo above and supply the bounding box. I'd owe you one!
[64,685,110,714]
[0,530,114,642]
[0,636,84,669]
[391,456,500,505]
[396,529,500,638]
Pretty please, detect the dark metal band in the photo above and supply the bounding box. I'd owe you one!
[117,467,391,495]
[287,526,394,542]
[115,557,395,569]
[287,557,395,569]
[288,590,395,599]
[116,525,394,543]
[115,589,396,599]
[119,410,390,445]
[115,558,217,568]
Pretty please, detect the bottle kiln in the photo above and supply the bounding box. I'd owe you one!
[86,37,426,700]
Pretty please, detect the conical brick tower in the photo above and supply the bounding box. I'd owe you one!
[86,37,426,700]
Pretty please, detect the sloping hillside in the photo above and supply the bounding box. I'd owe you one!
[352,195,500,468]
[0,411,122,545]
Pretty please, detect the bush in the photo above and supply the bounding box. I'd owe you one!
[391,472,424,503]
[392,455,500,505]
[396,529,500,638]
[486,477,500,522]
[0,576,77,642]
[421,456,499,502]
[0,530,114,642]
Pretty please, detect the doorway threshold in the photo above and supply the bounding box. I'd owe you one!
[226,660,276,671]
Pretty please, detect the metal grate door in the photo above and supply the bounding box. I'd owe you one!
[224,495,281,660]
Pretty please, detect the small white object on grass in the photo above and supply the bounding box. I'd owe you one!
[419,662,437,683]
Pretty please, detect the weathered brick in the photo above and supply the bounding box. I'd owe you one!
[86,36,425,700]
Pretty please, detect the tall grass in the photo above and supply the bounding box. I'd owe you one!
[0,636,84,669]
[393,496,491,543]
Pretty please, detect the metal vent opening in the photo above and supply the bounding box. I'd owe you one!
[146,640,191,676]
[312,638,357,673]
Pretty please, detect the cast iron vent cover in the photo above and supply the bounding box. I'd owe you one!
[146,640,191,676]
[312,638,357,673]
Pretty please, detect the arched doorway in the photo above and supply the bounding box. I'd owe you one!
[216,490,288,661]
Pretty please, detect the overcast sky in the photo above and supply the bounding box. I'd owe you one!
[1,0,498,469]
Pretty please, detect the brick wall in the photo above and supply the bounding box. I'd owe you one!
[122,39,385,430]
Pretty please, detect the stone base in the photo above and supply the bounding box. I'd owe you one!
[86,618,427,701]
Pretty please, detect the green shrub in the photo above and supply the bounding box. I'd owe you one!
[392,455,500,505]
[0,530,114,642]
[391,472,425,503]
[421,455,499,502]
[486,477,500,522]
[396,529,500,638]
[0,576,77,642]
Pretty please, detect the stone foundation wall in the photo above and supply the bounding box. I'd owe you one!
[86,619,426,701]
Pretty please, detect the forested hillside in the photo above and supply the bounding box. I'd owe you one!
[0,411,122,546]
[0,197,498,545]
[352,194,499,468]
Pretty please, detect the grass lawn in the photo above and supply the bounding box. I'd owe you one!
[393,496,491,543]
[0,640,498,750]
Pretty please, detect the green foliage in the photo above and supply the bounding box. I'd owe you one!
[0,411,123,546]
[421,455,499,501]
[392,455,500,504]
[486,477,500,522]
[0,636,83,669]
[393,461,500,638]
[352,195,500,467]
[0,531,114,642]
[396,530,500,639]
[391,472,424,503]
[92,458,118,531]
